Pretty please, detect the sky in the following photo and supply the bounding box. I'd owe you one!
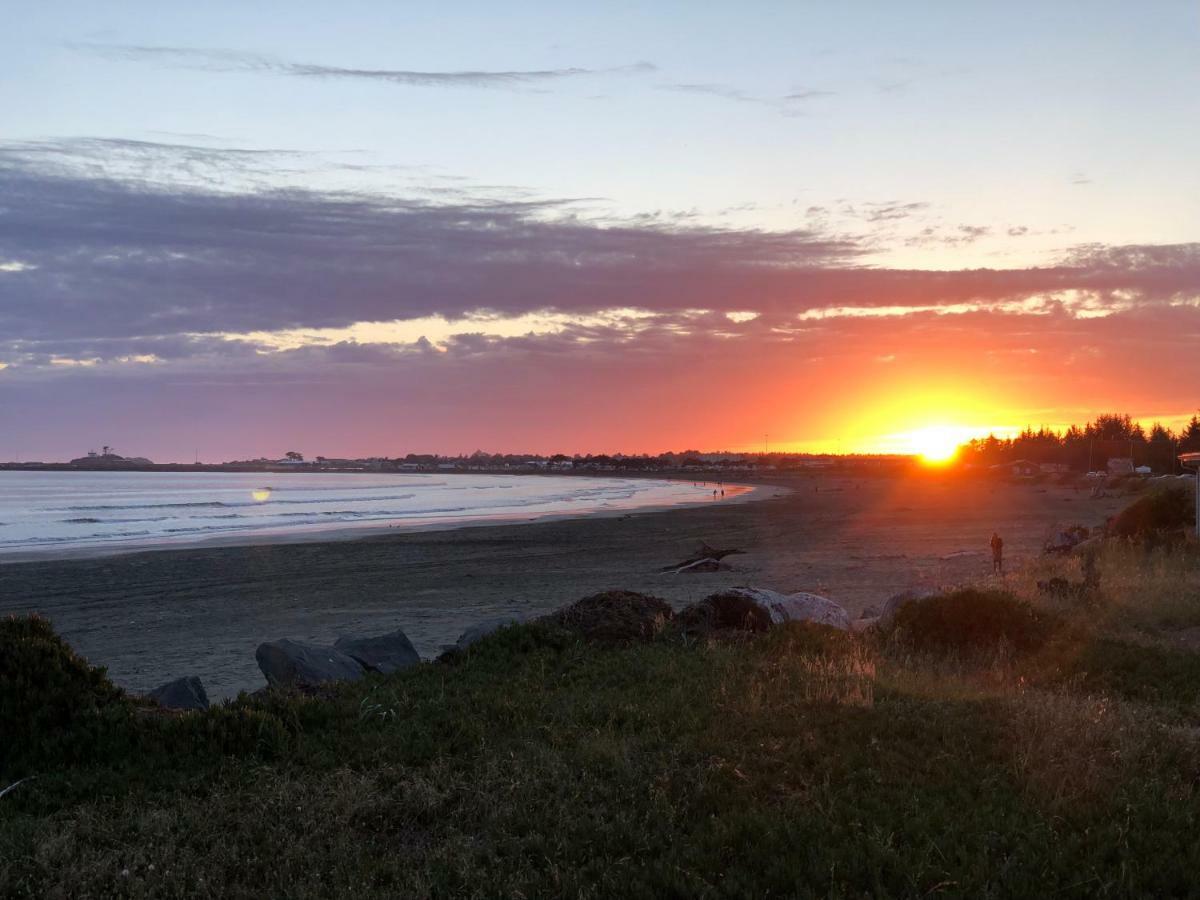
[2,1,1198,462]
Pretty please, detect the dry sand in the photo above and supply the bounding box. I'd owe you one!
[0,472,1127,698]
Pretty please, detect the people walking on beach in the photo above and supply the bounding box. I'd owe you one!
[990,532,1004,574]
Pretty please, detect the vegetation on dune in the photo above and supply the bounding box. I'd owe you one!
[0,616,289,781]
[1108,485,1195,540]
[3,536,1200,897]
[888,588,1057,655]
[0,614,126,776]
[539,589,674,645]
[673,590,773,635]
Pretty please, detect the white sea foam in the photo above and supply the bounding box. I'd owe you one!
[0,471,731,557]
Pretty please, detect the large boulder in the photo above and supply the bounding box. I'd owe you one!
[147,675,209,711]
[334,629,421,674]
[255,639,364,688]
[879,588,940,627]
[456,616,522,650]
[727,587,851,631]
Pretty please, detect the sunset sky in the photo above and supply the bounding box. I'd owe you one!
[2,1,1198,461]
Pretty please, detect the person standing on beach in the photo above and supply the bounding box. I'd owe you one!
[990,532,1004,574]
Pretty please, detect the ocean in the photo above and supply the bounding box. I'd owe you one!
[0,470,726,558]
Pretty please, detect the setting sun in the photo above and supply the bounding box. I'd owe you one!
[904,426,967,464]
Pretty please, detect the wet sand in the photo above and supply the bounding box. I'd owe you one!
[0,473,1125,698]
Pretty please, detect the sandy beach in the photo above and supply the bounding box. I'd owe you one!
[0,472,1127,698]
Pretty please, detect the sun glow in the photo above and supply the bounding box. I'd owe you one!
[908,426,963,464]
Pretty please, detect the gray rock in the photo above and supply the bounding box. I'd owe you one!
[335,630,420,674]
[255,639,365,688]
[859,605,881,619]
[456,616,522,650]
[147,675,209,710]
[879,588,940,627]
[727,587,851,631]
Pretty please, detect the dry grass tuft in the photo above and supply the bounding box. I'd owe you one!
[1006,683,1196,809]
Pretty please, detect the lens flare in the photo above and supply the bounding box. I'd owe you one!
[906,426,964,464]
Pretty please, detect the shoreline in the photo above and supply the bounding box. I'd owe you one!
[0,477,767,564]
[0,474,1129,698]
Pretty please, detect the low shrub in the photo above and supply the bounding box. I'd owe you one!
[1,615,126,776]
[1110,486,1194,540]
[540,590,673,645]
[1,615,289,778]
[674,591,771,635]
[890,589,1056,655]
[1056,638,1200,710]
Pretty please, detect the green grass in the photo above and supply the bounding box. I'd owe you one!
[3,544,1200,898]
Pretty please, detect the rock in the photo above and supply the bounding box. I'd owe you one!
[675,557,726,573]
[727,587,851,631]
[1044,525,1091,555]
[879,588,940,627]
[255,639,365,688]
[859,605,881,619]
[456,616,522,650]
[334,630,421,674]
[147,675,209,710]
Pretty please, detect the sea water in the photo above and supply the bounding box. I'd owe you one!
[0,470,728,558]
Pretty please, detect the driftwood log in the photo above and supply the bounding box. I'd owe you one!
[663,541,745,573]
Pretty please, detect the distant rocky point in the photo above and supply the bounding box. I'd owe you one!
[68,446,154,467]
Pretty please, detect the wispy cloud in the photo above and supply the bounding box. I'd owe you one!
[2,137,1197,382]
[659,82,834,115]
[72,43,657,89]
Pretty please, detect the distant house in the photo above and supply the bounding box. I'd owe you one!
[1107,457,1135,476]
[991,459,1038,477]
[1039,463,1070,474]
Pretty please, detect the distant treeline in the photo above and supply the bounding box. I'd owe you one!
[958,412,1200,472]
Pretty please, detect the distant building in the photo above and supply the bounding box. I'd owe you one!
[991,459,1038,477]
[1107,457,1135,475]
[993,458,1041,480]
[69,446,153,467]
[1039,463,1070,474]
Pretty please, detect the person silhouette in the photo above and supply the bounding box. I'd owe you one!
[990,532,1004,574]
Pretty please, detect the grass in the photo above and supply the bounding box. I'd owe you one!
[3,542,1200,897]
